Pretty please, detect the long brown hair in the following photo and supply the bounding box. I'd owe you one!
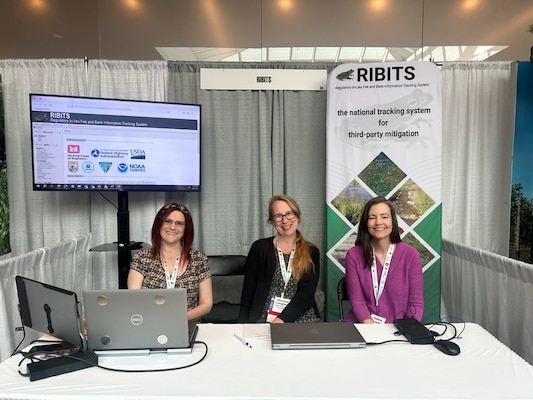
[150,203,194,265]
[268,195,315,281]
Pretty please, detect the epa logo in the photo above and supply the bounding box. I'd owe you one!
[83,162,94,173]
[91,149,100,157]
[117,163,128,173]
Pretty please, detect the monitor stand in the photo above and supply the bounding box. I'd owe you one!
[90,192,148,289]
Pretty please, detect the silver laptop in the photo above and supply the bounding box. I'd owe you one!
[270,322,366,350]
[83,288,196,356]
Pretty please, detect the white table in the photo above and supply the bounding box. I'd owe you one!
[1,323,532,399]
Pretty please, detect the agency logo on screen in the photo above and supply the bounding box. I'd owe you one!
[83,162,95,173]
[117,163,128,173]
[129,164,146,172]
[130,149,146,160]
[68,145,80,154]
[91,149,101,158]
[99,162,112,173]
[68,162,78,172]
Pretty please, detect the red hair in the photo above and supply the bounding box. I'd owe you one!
[150,203,194,265]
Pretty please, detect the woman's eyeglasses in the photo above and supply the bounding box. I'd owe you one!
[271,211,296,223]
[157,203,189,220]
[162,203,188,213]
[163,218,186,227]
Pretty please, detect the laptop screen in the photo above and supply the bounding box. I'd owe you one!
[15,276,85,349]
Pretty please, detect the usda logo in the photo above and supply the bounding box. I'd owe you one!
[130,149,146,160]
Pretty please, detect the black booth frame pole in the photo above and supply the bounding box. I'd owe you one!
[117,192,131,289]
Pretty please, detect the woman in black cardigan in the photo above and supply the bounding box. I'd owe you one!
[238,195,320,323]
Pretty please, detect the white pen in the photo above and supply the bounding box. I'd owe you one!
[234,333,252,348]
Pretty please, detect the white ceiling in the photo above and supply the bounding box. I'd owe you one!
[155,45,509,63]
[0,0,532,63]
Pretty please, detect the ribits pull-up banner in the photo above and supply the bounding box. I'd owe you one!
[325,62,442,323]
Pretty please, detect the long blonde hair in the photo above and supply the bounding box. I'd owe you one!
[268,195,315,281]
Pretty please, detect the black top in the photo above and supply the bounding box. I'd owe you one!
[238,236,320,323]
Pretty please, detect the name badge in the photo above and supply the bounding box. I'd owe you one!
[267,296,290,322]
[371,313,386,324]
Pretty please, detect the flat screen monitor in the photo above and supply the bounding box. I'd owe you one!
[29,93,201,192]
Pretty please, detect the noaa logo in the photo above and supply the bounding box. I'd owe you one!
[83,162,94,173]
[91,149,101,157]
[130,314,143,326]
[129,164,146,172]
[117,163,128,173]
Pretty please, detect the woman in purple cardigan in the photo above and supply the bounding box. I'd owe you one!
[343,196,424,324]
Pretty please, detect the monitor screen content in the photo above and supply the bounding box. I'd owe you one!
[30,94,201,192]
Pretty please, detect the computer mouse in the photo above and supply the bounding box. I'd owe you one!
[433,340,461,356]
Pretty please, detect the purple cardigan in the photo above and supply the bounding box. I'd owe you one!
[343,242,424,323]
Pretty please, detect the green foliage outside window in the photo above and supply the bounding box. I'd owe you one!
[510,184,533,263]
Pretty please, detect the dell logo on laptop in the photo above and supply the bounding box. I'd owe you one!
[131,314,143,325]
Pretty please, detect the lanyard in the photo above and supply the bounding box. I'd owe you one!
[275,237,295,296]
[163,258,180,289]
[371,243,396,307]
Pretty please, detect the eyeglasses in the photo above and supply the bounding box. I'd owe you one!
[163,218,186,227]
[162,203,188,213]
[157,203,189,220]
[271,211,296,223]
